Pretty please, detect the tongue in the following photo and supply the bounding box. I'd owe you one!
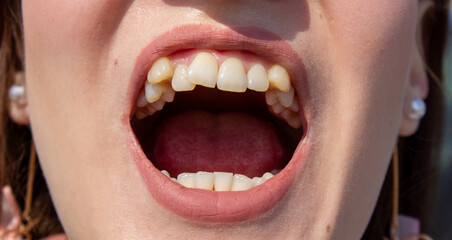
[152,110,287,178]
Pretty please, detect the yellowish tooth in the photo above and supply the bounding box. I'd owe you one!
[148,57,174,84]
[161,170,170,178]
[195,171,214,190]
[262,172,274,180]
[172,64,195,92]
[230,174,253,191]
[265,90,278,105]
[281,109,293,120]
[150,98,165,111]
[278,87,294,108]
[213,172,233,191]
[252,177,265,187]
[268,64,291,92]
[145,82,165,103]
[136,89,148,108]
[187,52,218,88]
[161,87,175,103]
[270,102,284,114]
[217,57,247,92]
[247,64,269,92]
[177,173,196,188]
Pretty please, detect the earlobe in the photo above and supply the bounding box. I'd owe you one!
[8,71,30,125]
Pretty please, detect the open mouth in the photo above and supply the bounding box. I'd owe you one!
[125,25,311,222]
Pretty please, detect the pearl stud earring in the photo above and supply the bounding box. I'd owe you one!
[8,84,26,104]
[406,98,426,120]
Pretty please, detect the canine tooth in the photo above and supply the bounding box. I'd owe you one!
[252,177,265,187]
[161,170,170,178]
[177,173,196,188]
[172,64,195,92]
[230,174,253,191]
[213,172,233,191]
[247,64,269,92]
[265,90,278,105]
[278,87,294,107]
[262,172,274,180]
[270,102,284,114]
[148,57,174,84]
[145,82,165,103]
[217,57,247,92]
[136,90,148,107]
[187,52,218,88]
[268,64,290,92]
[195,171,214,190]
[161,87,175,103]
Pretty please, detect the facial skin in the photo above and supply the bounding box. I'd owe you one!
[18,0,428,239]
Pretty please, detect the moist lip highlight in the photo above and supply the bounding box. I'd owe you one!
[125,24,311,222]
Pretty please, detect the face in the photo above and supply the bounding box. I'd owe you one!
[20,0,428,239]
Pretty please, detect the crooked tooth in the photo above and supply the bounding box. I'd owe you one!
[268,64,290,92]
[247,64,269,92]
[278,87,294,108]
[252,177,265,187]
[145,82,166,103]
[230,174,253,191]
[187,52,218,88]
[217,57,247,93]
[262,172,274,180]
[161,170,170,178]
[195,171,214,190]
[177,173,196,188]
[148,57,174,84]
[213,172,233,191]
[172,64,195,92]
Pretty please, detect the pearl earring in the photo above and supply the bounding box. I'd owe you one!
[8,72,27,105]
[406,98,426,120]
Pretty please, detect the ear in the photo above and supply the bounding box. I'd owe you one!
[8,71,30,125]
[399,0,432,137]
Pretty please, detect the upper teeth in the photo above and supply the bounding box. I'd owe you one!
[136,51,302,129]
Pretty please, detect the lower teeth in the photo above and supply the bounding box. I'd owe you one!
[161,170,280,191]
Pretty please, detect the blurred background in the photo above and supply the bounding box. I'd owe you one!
[431,6,452,239]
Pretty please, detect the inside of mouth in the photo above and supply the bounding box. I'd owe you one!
[131,87,303,190]
[130,50,304,191]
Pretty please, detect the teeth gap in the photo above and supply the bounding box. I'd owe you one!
[135,52,302,129]
[161,169,281,191]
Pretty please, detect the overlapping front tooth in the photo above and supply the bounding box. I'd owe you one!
[161,170,279,191]
[187,52,218,88]
[172,64,195,91]
[148,57,174,84]
[217,57,247,92]
[268,64,291,92]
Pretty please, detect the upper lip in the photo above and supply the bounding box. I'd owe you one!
[124,24,312,222]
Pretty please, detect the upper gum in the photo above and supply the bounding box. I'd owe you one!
[167,49,274,72]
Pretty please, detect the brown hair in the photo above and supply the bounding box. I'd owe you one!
[0,0,449,239]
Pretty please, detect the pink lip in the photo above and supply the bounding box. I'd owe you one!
[124,24,312,222]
